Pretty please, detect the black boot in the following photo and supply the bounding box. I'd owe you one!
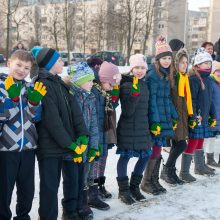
[170,167,184,185]
[88,184,110,210]
[160,165,177,185]
[140,159,160,195]
[117,176,136,205]
[194,149,215,176]
[98,176,112,199]
[130,172,146,201]
[152,156,167,193]
[78,189,93,220]
[62,210,81,220]
[207,153,220,167]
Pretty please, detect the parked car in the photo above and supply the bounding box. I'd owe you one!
[89,51,126,66]
[0,54,6,64]
[60,51,84,66]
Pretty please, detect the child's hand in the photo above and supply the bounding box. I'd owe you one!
[172,119,178,130]
[72,153,82,163]
[68,142,82,155]
[132,76,140,96]
[88,148,96,162]
[188,120,198,129]
[150,123,162,136]
[77,135,88,153]
[28,82,47,105]
[5,76,22,101]
[208,118,217,128]
[111,85,119,102]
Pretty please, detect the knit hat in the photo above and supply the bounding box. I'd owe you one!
[155,36,173,60]
[31,47,60,71]
[129,54,148,71]
[87,58,103,67]
[212,61,220,73]
[175,48,189,70]
[99,61,121,86]
[193,47,213,66]
[68,62,95,86]
[169,39,185,52]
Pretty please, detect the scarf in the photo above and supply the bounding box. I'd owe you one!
[177,72,193,116]
[93,82,114,131]
[210,73,220,86]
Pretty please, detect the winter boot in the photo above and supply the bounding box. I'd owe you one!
[78,189,93,220]
[179,153,196,182]
[97,176,112,199]
[207,153,220,167]
[62,210,81,220]
[160,165,177,185]
[130,172,146,201]
[117,176,136,205]
[152,156,167,193]
[194,149,215,176]
[170,167,184,185]
[88,184,110,210]
[140,159,160,195]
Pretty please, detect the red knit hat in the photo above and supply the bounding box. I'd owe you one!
[155,36,173,60]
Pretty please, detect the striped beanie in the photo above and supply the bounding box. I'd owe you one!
[31,47,60,71]
[68,62,95,86]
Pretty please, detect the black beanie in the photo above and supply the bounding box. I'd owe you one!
[169,39,185,52]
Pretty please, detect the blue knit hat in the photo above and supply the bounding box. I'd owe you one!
[31,47,60,71]
[68,62,95,86]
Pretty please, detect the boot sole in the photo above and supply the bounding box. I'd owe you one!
[119,197,136,205]
[88,204,110,211]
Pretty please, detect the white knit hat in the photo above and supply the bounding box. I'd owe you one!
[129,54,148,71]
[193,47,213,66]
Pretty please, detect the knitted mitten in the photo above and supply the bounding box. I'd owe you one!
[150,123,162,136]
[5,76,22,102]
[68,142,82,155]
[77,135,89,153]
[172,119,178,130]
[72,153,83,163]
[88,148,97,162]
[111,85,119,102]
[132,76,140,96]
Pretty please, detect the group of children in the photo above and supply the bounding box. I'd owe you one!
[1,35,220,220]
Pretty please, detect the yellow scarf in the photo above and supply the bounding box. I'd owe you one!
[177,72,193,116]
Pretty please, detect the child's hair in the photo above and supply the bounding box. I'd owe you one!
[10,50,33,64]
[193,66,205,90]
[154,58,175,88]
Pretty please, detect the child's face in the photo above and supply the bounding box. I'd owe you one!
[159,56,172,69]
[214,70,220,78]
[101,82,113,91]
[178,56,188,73]
[7,58,31,80]
[50,57,64,75]
[80,80,93,92]
[197,61,212,70]
[132,66,146,79]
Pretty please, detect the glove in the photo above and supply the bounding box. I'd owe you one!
[172,119,178,130]
[72,153,82,163]
[132,76,140,97]
[150,123,162,136]
[77,135,89,153]
[208,118,217,128]
[27,82,47,105]
[96,144,103,157]
[88,148,96,162]
[188,120,198,129]
[68,142,82,155]
[111,85,119,102]
[5,76,22,101]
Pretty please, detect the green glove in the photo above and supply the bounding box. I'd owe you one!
[150,123,162,136]
[188,120,198,129]
[132,76,140,97]
[68,142,82,155]
[88,148,96,162]
[172,119,178,130]
[96,144,103,157]
[5,76,22,101]
[77,135,89,153]
[28,82,47,105]
[72,153,83,163]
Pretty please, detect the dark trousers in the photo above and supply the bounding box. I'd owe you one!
[62,161,84,213]
[0,150,35,220]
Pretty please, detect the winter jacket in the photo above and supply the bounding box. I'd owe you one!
[117,75,153,151]
[0,73,41,152]
[147,64,178,138]
[71,86,99,162]
[171,74,189,141]
[36,68,88,160]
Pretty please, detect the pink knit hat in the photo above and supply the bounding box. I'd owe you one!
[99,61,121,86]
[212,61,220,73]
[155,35,172,60]
[129,54,148,71]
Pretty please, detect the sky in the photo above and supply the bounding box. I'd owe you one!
[188,0,210,11]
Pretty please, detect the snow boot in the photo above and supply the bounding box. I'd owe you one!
[140,159,160,195]
[194,149,215,176]
[179,153,196,182]
[88,184,110,210]
[160,164,177,185]
[207,153,220,167]
[78,189,93,220]
[170,167,184,185]
[130,172,146,201]
[117,176,136,205]
[62,210,81,220]
[97,176,112,199]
